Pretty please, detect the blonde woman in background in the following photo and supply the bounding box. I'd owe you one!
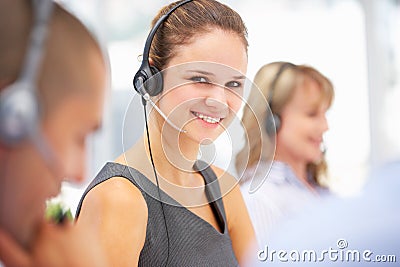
[236,62,334,247]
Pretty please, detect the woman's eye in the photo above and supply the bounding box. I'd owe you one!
[225,81,242,88]
[190,76,209,83]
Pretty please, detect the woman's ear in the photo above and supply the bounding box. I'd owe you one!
[149,57,155,67]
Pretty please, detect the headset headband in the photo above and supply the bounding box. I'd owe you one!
[142,0,193,64]
[20,0,54,85]
[267,62,295,112]
[133,0,194,97]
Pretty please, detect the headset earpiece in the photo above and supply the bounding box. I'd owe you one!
[0,82,39,144]
[265,62,295,137]
[133,63,163,97]
[0,0,53,146]
[144,65,163,97]
[149,66,163,96]
[265,113,281,137]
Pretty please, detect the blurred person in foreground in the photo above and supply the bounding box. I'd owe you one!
[0,0,110,266]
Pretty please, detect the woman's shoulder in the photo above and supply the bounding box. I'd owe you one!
[208,164,239,195]
[207,164,243,209]
[76,164,148,265]
[209,164,226,175]
[209,164,236,181]
[90,175,146,210]
[80,162,148,222]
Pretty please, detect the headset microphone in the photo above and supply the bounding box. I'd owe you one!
[320,140,327,155]
[134,77,187,133]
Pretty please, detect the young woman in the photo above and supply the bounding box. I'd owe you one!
[236,62,334,246]
[75,0,257,266]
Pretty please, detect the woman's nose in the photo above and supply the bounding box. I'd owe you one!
[204,85,228,111]
[320,115,329,132]
[65,150,86,184]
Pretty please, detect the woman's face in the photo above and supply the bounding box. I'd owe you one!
[0,48,106,247]
[276,77,329,165]
[156,28,247,144]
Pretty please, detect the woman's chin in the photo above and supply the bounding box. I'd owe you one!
[310,152,324,164]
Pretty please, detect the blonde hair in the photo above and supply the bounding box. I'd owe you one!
[236,62,334,185]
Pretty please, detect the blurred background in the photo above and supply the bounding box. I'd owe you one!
[54,0,400,214]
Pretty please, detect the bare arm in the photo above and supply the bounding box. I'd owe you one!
[75,177,148,267]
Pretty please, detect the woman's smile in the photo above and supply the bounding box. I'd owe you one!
[191,111,224,126]
[191,111,224,128]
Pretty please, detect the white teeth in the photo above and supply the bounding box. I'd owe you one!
[194,112,221,124]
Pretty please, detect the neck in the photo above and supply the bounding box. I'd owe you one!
[275,153,309,185]
[121,109,217,206]
[124,115,201,187]
[152,120,199,168]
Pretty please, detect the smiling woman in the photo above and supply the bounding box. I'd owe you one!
[75,0,257,266]
[236,61,334,247]
[159,60,246,148]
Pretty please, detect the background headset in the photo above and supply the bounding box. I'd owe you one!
[265,62,296,136]
[0,0,53,155]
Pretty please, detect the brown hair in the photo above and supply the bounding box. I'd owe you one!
[149,0,248,70]
[236,62,334,186]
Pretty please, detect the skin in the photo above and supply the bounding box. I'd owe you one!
[0,2,109,266]
[275,76,330,187]
[0,56,107,267]
[77,28,257,266]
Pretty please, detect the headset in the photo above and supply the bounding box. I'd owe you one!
[265,62,296,136]
[133,0,193,99]
[133,0,193,133]
[132,1,194,265]
[0,0,53,148]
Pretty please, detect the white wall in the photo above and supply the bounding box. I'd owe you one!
[58,0,400,212]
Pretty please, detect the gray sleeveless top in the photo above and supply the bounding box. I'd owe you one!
[75,161,239,266]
